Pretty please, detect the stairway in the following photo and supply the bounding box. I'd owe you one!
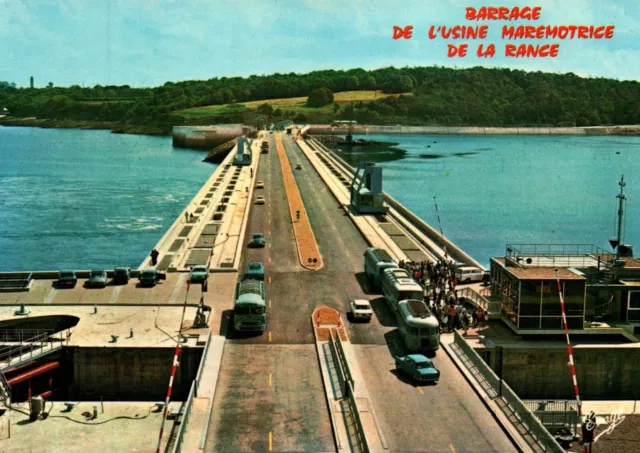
[0,369,10,407]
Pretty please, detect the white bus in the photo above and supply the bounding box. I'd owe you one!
[381,268,424,312]
[363,247,397,289]
[396,300,440,352]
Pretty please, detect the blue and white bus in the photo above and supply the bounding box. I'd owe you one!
[397,300,440,352]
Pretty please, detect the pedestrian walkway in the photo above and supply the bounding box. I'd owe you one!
[275,133,323,270]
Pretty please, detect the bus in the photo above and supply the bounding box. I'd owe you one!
[396,300,440,352]
[381,268,424,312]
[363,247,398,289]
[331,120,358,127]
[234,278,266,332]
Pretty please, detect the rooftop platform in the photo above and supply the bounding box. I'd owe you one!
[0,305,204,348]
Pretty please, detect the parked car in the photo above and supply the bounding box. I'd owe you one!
[394,354,440,384]
[255,195,266,205]
[58,271,77,288]
[256,181,265,189]
[295,163,302,170]
[138,269,166,287]
[454,266,485,283]
[246,261,265,280]
[189,265,209,284]
[249,233,266,248]
[482,270,491,285]
[88,270,108,288]
[113,267,131,284]
[350,299,373,322]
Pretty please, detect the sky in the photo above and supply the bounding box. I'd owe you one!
[1,0,638,88]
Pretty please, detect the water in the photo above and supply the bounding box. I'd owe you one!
[0,126,215,271]
[340,134,640,266]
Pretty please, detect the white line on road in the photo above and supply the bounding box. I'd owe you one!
[43,288,57,304]
[109,285,123,304]
[168,273,187,304]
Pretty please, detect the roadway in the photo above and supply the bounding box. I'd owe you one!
[205,133,516,452]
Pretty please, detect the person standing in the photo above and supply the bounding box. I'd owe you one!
[185,212,189,222]
[151,249,159,266]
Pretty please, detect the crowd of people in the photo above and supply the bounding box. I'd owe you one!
[397,258,488,334]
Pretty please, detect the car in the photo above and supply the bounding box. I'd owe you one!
[295,163,302,170]
[350,299,373,322]
[256,195,265,205]
[113,267,131,284]
[394,354,440,384]
[58,271,77,288]
[189,265,209,284]
[482,270,491,285]
[88,270,108,288]
[261,147,269,154]
[454,266,485,283]
[138,269,166,287]
[256,181,264,189]
[249,233,266,248]
[246,261,265,280]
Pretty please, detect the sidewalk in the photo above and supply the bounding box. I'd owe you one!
[442,334,539,453]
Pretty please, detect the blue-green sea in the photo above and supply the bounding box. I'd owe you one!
[0,126,214,271]
[338,134,640,266]
[2,127,640,271]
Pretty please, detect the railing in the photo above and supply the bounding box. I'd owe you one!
[170,331,212,453]
[0,329,68,372]
[524,400,580,433]
[170,381,196,453]
[328,329,369,453]
[458,287,489,312]
[0,273,33,291]
[452,331,565,453]
[346,381,369,453]
[506,243,611,257]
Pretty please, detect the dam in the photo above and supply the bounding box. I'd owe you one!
[0,129,636,453]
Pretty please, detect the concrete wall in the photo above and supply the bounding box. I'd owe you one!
[491,347,640,400]
[69,347,202,401]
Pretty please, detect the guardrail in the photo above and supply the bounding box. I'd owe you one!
[452,331,565,453]
[0,329,69,372]
[328,329,370,453]
[170,330,212,453]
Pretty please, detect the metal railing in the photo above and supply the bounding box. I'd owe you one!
[452,331,565,453]
[524,400,580,433]
[170,381,196,453]
[345,381,370,453]
[328,329,369,453]
[170,331,212,453]
[458,287,489,311]
[0,329,68,371]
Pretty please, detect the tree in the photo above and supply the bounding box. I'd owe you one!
[307,87,334,107]
[333,103,340,114]
[47,82,54,89]
[294,113,307,123]
[257,103,274,116]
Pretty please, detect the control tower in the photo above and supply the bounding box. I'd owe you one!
[350,161,387,214]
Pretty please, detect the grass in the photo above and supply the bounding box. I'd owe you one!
[175,90,411,119]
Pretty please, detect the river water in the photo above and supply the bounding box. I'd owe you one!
[0,126,214,271]
[2,127,640,271]
[337,134,640,266]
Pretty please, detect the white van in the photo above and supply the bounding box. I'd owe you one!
[455,266,484,283]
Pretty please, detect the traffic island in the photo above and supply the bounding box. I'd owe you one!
[275,133,323,271]
[312,307,386,452]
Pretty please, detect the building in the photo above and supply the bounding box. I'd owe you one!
[232,137,252,166]
[489,243,640,334]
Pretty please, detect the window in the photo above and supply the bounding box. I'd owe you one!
[628,291,640,322]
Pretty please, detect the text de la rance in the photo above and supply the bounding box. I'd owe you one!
[392,6,615,58]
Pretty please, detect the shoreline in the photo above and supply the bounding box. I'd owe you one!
[308,124,640,136]
[0,117,171,137]
[3,117,640,138]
